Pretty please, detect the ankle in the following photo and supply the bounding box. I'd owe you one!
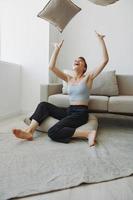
[25,128,34,135]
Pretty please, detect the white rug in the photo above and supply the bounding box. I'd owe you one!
[0,117,133,200]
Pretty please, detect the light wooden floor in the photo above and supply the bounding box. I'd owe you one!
[0,114,133,200]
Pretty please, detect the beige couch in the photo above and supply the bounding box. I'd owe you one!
[24,72,133,134]
[40,73,133,116]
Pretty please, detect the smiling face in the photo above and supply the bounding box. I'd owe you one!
[73,57,87,75]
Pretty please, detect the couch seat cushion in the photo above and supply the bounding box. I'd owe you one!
[108,96,133,113]
[48,94,70,107]
[48,94,108,111]
[89,95,109,111]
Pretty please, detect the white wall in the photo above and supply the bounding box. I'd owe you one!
[50,0,133,80]
[49,25,60,83]
[0,0,3,59]
[1,0,50,114]
[0,61,21,120]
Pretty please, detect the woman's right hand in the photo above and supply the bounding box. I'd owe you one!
[54,40,64,50]
[95,31,105,40]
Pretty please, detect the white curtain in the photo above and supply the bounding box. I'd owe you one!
[88,0,119,6]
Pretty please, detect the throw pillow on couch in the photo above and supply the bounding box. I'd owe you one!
[62,70,119,96]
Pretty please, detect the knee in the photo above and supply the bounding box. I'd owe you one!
[48,127,57,140]
[38,101,47,108]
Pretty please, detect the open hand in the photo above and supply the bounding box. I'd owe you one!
[95,31,105,39]
[54,40,64,49]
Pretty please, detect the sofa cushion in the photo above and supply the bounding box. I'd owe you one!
[24,114,98,133]
[76,114,98,131]
[116,74,133,95]
[37,0,81,32]
[89,95,109,111]
[48,94,108,111]
[90,70,119,96]
[24,116,58,133]
[62,70,119,96]
[108,96,133,113]
[49,94,70,107]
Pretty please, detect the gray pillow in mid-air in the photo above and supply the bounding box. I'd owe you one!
[88,0,119,6]
[37,0,81,32]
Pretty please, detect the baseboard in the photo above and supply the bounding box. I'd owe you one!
[21,109,33,117]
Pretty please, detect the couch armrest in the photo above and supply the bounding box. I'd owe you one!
[40,83,63,102]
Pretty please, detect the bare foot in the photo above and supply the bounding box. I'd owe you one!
[12,129,33,141]
[88,130,97,147]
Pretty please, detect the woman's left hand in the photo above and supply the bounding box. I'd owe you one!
[54,40,64,50]
[95,31,105,39]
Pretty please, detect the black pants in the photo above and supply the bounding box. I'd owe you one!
[29,102,89,143]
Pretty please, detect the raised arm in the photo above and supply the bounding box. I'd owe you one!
[49,40,68,82]
[89,31,109,80]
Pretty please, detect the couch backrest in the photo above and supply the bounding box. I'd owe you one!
[116,74,133,95]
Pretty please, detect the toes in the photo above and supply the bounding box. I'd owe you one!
[12,128,33,140]
[12,129,17,135]
[12,128,16,133]
[89,142,95,147]
[89,143,95,147]
[27,137,33,141]
[12,129,20,138]
[89,140,96,147]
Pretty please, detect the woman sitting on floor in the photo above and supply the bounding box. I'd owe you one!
[12,31,109,147]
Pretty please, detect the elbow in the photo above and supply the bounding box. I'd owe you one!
[49,66,54,71]
[103,58,109,65]
[105,55,109,63]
